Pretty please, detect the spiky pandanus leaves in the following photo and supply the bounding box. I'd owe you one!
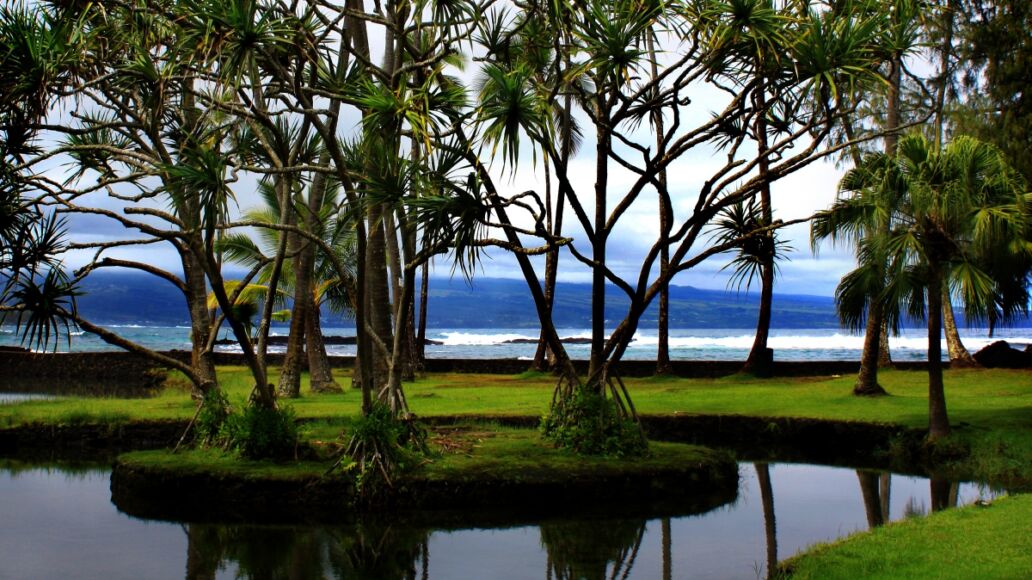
[711,199,791,292]
[474,63,548,171]
[7,268,80,353]
[0,207,79,352]
[0,4,88,124]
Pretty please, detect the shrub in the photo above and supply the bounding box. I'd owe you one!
[343,404,426,494]
[220,405,300,460]
[540,387,648,457]
[195,388,231,446]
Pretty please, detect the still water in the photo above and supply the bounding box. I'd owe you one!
[0,462,999,580]
[0,393,54,405]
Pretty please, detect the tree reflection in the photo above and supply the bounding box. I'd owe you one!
[755,463,777,580]
[856,470,886,528]
[183,522,429,580]
[661,518,671,580]
[930,478,959,512]
[540,518,646,580]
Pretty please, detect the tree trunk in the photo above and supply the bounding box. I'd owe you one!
[278,227,309,399]
[255,176,295,378]
[384,209,410,379]
[589,102,609,382]
[183,252,217,394]
[854,299,888,395]
[933,0,957,148]
[366,203,394,390]
[648,32,673,376]
[743,261,774,377]
[395,206,419,381]
[384,263,416,414]
[417,262,429,364]
[927,266,950,440]
[306,302,341,393]
[533,157,559,371]
[943,293,977,366]
[743,75,774,378]
[877,321,893,368]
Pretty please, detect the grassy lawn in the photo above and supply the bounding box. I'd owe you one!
[782,493,1032,579]
[3,366,1031,481]
[5,366,1027,426]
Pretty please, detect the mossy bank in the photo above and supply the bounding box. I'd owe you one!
[110,428,739,525]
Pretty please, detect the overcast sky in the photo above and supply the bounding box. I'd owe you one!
[59,136,858,299]
[54,8,865,299]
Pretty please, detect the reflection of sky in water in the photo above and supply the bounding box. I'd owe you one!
[0,463,1002,579]
[0,393,54,405]
[424,464,999,580]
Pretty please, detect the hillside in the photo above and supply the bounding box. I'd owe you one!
[73,271,842,329]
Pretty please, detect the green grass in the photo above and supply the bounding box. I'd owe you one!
[4,366,1027,428]
[782,494,1032,579]
[418,426,727,481]
[118,425,731,484]
[3,366,1032,481]
[119,447,329,480]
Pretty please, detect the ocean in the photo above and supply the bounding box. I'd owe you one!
[2,325,1030,362]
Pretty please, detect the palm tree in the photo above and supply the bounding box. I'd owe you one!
[697,0,793,377]
[217,181,355,396]
[826,134,1029,438]
[812,151,905,395]
[712,199,791,373]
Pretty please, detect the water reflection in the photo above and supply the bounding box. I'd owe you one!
[185,523,431,580]
[0,392,56,405]
[755,463,777,580]
[0,463,1004,579]
[541,519,646,580]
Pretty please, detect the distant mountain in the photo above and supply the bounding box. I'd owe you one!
[76,271,191,325]
[423,277,840,329]
[73,270,844,329]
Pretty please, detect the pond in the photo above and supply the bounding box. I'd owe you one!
[0,461,1000,579]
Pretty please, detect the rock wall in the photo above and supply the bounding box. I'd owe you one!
[0,351,166,396]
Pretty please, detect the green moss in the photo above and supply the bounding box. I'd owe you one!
[120,448,327,481]
[783,494,1032,579]
[419,427,727,482]
[118,427,730,486]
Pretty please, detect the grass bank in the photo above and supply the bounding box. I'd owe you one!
[2,366,1031,482]
[781,494,1032,579]
[111,426,738,524]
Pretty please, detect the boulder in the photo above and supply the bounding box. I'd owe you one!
[972,340,1032,368]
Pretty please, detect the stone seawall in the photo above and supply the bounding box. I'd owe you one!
[0,351,166,396]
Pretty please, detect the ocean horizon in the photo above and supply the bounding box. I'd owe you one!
[3,325,1029,362]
